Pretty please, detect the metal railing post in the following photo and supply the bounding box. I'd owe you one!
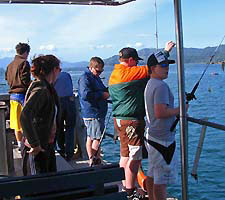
[191,118,208,180]
[0,104,8,175]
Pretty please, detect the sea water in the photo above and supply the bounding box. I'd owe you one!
[1,64,225,199]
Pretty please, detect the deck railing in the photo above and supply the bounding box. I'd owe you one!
[1,93,225,184]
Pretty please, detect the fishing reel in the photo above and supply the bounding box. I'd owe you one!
[185,92,197,102]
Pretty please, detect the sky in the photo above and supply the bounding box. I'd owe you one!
[0,0,224,62]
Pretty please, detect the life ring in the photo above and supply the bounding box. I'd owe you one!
[137,165,147,192]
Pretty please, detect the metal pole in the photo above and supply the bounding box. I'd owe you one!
[173,0,188,199]
[191,118,208,180]
[0,105,8,175]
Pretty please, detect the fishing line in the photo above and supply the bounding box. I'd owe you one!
[170,34,225,132]
[154,0,158,50]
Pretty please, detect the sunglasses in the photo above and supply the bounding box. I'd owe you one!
[95,68,104,73]
[160,63,169,68]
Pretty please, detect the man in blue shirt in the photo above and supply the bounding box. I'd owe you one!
[78,57,109,166]
[54,71,76,161]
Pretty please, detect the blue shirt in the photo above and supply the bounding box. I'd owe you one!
[54,72,73,97]
[78,67,108,119]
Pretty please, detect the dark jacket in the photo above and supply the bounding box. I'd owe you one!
[5,55,31,94]
[78,67,108,119]
[20,79,60,149]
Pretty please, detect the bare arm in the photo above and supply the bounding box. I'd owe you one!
[155,103,189,119]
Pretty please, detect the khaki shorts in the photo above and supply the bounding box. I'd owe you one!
[114,118,145,159]
[10,100,23,131]
[145,135,178,185]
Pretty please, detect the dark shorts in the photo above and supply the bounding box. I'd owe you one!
[114,118,145,158]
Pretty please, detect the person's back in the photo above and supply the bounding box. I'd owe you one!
[5,42,31,150]
[6,54,31,94]
[54,71,76,161]
[108,42,175,200]
[108,47,148,200]
[54,71,73,97]
[109,63,148,120]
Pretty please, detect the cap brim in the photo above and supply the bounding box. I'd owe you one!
[168,59,175,64]
[161,59,175,65]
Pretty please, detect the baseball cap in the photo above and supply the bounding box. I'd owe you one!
[119,47,143,60]
[147,51,175,67]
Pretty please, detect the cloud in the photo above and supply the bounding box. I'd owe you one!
[0,47,14,58]
[135,42,144,48]
[137,33,152,37]
[39,44,57,51]
[124,42,144,48]
[0,0,172,60]
[126,43,132,47]
[89,44,113,50]
[54,0,152,47]
[0,48,14,53]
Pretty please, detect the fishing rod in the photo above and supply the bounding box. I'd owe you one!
[154,0,158,50]
[170,34,225,132]
[91,111,112,166]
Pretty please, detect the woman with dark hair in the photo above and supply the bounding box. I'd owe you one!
[20,54,61,175]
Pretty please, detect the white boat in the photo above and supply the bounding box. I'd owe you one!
[0,1,224,200]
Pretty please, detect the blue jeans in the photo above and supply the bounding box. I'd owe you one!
[57,96,76,158]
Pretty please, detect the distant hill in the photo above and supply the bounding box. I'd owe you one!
[0,45,224,69]
[0,57,13,69]
[104,45,225,65]
[61,61,89,69]
[0,58,89,70]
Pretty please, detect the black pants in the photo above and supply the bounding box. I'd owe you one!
[22,144,57,176]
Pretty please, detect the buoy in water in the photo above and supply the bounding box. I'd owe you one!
[137,165,147,192]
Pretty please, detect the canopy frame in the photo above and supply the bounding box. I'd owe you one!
[0,0,135,6]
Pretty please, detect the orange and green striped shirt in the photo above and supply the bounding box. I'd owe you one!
[109,64,149,120]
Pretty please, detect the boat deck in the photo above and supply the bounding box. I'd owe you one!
[13,147,96,176]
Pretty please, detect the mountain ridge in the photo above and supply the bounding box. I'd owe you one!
[0,45,224,69]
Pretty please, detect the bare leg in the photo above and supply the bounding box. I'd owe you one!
[120,156,129,187]
[15,130,22,147]
[153,184,166,200]
[86,136,93,160]
[146,176,154,200]
[92,139,100,157]
[125,159,141,189]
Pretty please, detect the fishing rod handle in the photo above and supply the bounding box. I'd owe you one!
[170,117,179,132]
[170,101,189,132]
